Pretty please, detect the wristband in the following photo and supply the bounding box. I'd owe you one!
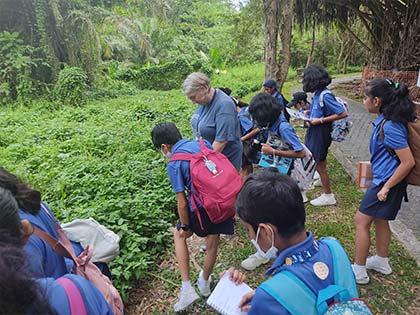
[320,118,324,124]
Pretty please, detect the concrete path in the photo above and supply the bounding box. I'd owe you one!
[328,75,420,266]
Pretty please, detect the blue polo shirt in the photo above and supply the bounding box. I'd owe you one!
[370,114,408,185]
[273,91,287,109]
[309,88,344,119]
[167,139,213,213]
[248,232,336,315]
[36,274,114,315]
[268,114,304,152]
[238,107,254,136]
[190,89,243,170]
[19,203,84,279]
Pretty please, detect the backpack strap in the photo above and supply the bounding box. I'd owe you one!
[321,238,358,298]
[319,89,331,118]
[379,119,400,161]
[56,277,87,315]
[259,270,318,315]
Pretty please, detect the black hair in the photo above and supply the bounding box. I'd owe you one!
[236,100,249,108]
[365,78,416,124]
[302,64,332,93]
[0,240,57,314]
[151,122,182,148]
[0,187,21,241]
[0,167,41,215]
[249,93,283,128]
[218,87,232,96]
[235,169,305,238]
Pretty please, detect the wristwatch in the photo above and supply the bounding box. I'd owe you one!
[176,221,191,231]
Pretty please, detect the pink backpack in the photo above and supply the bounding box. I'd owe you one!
[56,277,87,315]
[170,139,242,229]
[34,204,124,315]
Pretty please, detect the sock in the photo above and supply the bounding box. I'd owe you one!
[324,193,334,197]
[353,263,368,276]
[375,255,389,265]
[181,281,193,291]
[197,274,209,287]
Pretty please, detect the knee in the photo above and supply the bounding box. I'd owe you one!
[354,213,370,230]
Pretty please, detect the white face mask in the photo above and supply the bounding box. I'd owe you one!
[161,148,171,160]
[251,225,278,260]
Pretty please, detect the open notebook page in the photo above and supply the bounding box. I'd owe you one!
[206,272,253,315]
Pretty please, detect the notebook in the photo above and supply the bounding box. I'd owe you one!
[206,272,253,315]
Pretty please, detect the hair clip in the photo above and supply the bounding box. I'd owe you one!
[395,82,399,89]
[385,78,393,86]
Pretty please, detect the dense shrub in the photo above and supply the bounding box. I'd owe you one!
[53,67,88,106]
[0,89,194,298]
[0,31,45,104]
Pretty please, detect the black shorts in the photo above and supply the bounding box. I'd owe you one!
[189,207,234,237]
[359,180,407,220]
[304,124,332,162]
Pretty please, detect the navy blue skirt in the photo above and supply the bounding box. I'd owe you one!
[189,207,234,237]
[359,180,407,220]
[304,123,332,162]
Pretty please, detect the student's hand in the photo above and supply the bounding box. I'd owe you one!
[239,290,255,312]
[310,118,322,125]
[377,185,390,202]
[261,144,275,155]
[220,267,246,285]
[179,229,193,238]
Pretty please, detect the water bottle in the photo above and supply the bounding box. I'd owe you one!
[205,159,218,175]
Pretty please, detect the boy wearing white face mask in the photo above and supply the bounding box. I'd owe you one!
[151,122,235,312]
[224,169,357,315]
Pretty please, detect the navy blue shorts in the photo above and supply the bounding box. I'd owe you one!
[304,124,332,162]
[189,207,234,237]
[359,180,407,220]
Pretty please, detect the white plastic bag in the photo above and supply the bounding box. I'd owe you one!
[62,218,120,263]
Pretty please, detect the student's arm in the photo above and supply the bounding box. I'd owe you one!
[310,111,347,125]
[261,144,305,158]
[176,192,193,238]
[241,128,260,141]
[213,140,228,152]
[377,147,415,202]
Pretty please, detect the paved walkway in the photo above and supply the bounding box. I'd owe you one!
[328,76,420,266]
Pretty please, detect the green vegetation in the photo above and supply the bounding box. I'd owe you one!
[125,156,420,315]
[0,0,368,105]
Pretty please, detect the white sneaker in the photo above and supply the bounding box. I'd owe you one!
[301,191,309,203]
[196,270,212,297]
[310,193,336,206]
[351,264,370,285]
[366,256,392,275]
[174,286,200,312]
[312,178,322,187]
[241,252,270,271]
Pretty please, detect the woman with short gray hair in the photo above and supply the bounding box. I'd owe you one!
[182,72,243,171]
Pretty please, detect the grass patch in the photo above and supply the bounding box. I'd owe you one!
[126,154,420,315]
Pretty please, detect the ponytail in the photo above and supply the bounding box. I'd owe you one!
[364,78,416,124]
[0,168,41,215]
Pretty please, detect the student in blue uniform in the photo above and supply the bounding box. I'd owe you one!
[0,187,114,315]
[225,170,357,314]
[240,93,306,271]
[262,79,288,109]
[0,167,110,279]
[151,122,235,312]
[352,78,415,284]
[302,65,348,206]
[183,72,243,171]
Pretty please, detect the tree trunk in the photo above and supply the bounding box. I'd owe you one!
[277,0,294,90]
[306,20,316,68]
[263,0,279,80]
